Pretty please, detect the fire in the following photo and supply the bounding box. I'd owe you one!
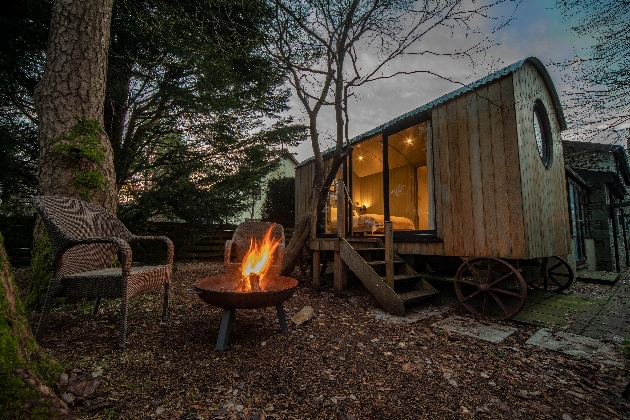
[239,226,281,292]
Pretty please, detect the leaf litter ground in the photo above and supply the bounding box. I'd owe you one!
[16,262,630,419]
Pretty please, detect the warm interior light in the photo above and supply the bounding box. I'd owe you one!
[358,155,364,161]
[406,138,413,144]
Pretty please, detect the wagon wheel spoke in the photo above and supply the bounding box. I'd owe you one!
[462,290,481,302]
[547,275,564,288]
[548,261,564,272]
[489,272,513,287]
[549,272,570,277]
[457,277,482,287]
[489,292,509,316]
[489,287,523,298]
[464,261,486,282]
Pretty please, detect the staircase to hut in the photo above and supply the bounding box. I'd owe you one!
[340,236,439,316]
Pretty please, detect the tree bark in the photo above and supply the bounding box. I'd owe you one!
[1,234,68,417]
[29,0,116,310]
[34,0,117,212]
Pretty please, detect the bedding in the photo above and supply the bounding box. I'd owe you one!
[353,213,415,233]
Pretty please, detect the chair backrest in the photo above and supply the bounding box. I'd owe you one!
[32,196,133,277]
[231,221,284,265]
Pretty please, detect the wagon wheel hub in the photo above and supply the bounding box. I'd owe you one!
[478,283,491,292]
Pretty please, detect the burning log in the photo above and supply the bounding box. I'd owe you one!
[231,274,265,292]
[248,274,262,292]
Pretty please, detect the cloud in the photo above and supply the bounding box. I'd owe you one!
[287,0,594,162]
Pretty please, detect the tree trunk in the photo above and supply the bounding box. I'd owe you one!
[34,0,116,211]
[280,184,330,277]
[0,234,68,417]
[29,0,116,310]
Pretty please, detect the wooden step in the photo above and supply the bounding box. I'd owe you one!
[354,247,385,252]
[381,273,423,282]
[398,289,440,304]
[346,237,379,243]
[367,260,406,267]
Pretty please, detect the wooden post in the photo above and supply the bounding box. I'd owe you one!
[426,120,436,231]
[334,179,347,297]
[384,221,394,288]
[336,179,346,239]
[312,246,321,290]
[311,187,318,238]
[311,187,320,288]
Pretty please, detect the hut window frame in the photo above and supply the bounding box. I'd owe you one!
[533,100,552,168]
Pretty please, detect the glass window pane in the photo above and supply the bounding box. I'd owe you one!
[351,134,384,233]
[387,122,430,230]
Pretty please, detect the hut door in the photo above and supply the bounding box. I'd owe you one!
[568,181,588,265]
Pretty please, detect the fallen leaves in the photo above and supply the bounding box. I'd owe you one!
[21,262,630,419]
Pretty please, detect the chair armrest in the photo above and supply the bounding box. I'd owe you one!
[61,237,132,277]
[224,240,233,265]
[128,236,174,266]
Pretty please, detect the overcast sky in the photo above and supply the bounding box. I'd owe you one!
[285,0,596,163]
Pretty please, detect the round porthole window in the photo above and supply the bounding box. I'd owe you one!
[533,100,552,168]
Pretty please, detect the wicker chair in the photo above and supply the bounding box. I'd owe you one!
[32,196,173,349]
[224,221,285,276]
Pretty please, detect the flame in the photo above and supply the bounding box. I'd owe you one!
[240,226,281,292]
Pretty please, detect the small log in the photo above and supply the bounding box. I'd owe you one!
[249,274,262,292]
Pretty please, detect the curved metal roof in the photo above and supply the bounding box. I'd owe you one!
[297,57,566,168]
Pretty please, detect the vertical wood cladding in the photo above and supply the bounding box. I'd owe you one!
[513,62,571,258]
[432,76,525,258]
[431,70,568,259]
[295,161,315,225]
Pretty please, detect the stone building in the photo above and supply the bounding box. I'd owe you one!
[562,140,630,273]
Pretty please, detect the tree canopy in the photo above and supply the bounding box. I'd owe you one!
[0,0,50,215]
[555,0,630,143]
[0,0,306,222]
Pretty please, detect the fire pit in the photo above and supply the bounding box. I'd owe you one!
[192,275,298,350]
[189,222,297,350]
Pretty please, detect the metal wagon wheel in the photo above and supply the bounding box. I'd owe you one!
[454,257,527,320]
[527,256,574,292]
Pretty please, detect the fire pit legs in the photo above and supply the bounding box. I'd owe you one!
[276,304,288,333]
[214,304,290,351]
[215,309,235,351]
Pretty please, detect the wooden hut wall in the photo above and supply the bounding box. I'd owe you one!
[513,62,571,258]
[295,160,316,225]
[431,75,527,259]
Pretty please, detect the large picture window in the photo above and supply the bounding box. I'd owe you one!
[347,121,435,236]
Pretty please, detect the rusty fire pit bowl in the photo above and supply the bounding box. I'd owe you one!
[193,275,298,310]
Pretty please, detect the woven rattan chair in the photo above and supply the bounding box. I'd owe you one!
[224,221,284,276]
[32,195,173,349]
